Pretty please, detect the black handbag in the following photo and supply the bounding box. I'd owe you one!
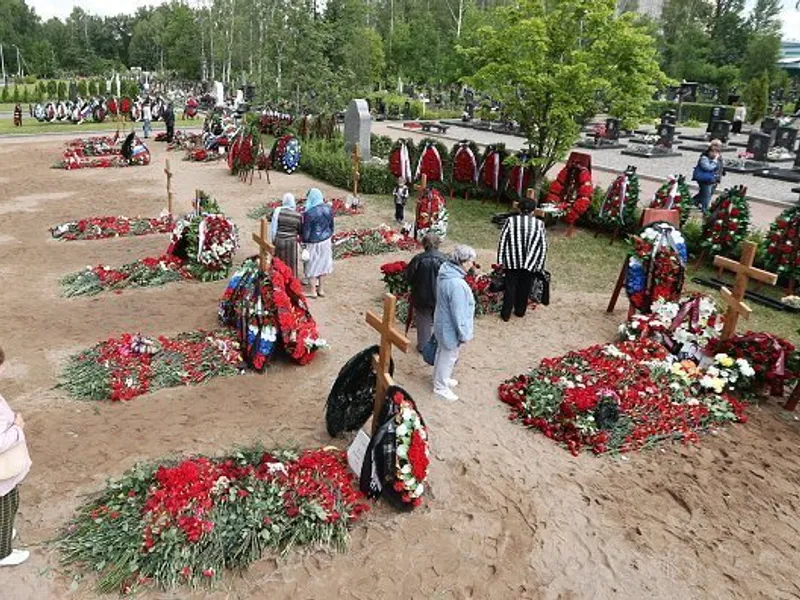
[530,270,551,306]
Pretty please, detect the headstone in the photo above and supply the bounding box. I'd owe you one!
[794,149,800,171]
[213,81,225,107]
[747,132,771,162]
[707,106,725,132]
[657,123,675,148]
[605,117,621,141]
[775,127,798,152]
[661,110,677,126]
[403,101,411,119]
[710,120,731,144]
[761,117,779,141]
[678,82,698,103]
[244,85,256,102]
[344,99,372,161]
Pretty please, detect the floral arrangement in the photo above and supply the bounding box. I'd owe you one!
[270,134,302,174]
[544,163,593,225]
[598,168,639,230]
[506,151,532,199]
[51,215,173,241]
[248,197,363,220]
[619,294,723,361]
[498,338,750,455]
[414,140,444,183]
[59,330,242,402]
[450,140,479,184]
[700,186,751,256]
[56,134,151,170]
[60,254,191,297]
[415,188,449,239]
[781,295,800,309]
[626,223,687,312]
[58,447,369,594]
[389,389,429,507]
[333,225,420,260]
[478,144,505,192]
[713,332,798,389]
[388,139,415,183]
[380,261,409,297]
[64,135,120,156]
[649,175,692,227]
[185,147,225,162]
[761,205,800,285]
[228,126,262,178]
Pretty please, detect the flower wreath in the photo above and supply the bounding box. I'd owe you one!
[415,188,448,239]
[451,140,479,184]
[625,222,687,312]
[168,210,239,281]
[649,175,692,227]
[545,164,593,225]
[713,332,798,387]
[506,151,532,199]
[360,385,429,510]
[479,145,504,192]
[761,205,800,284]
[700,186,751,256]
[415,141,443,182]
[271,135,301,174]
[389,139,414,183]
[598,169,639,229]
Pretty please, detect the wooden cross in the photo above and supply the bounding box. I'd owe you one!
[714,241,778,340]
[352,145,360,197]
[252,218,275,273]
[164,159,174,219]
[366,294,410,435]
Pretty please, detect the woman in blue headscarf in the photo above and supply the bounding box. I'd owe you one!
[301,188,334,297]
[269,192,303,278]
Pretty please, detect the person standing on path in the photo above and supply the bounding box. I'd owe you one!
[0,347,32,567]
[393,177,409,223]
[301,188,334,298]
[269,193,303,278]
[164,102,175,143]
[732,102,746,135]
[692,140,724,214]
[496,199,548,322]
[405,233,447,352]
[142,100,152,139]
[433,245,476,402]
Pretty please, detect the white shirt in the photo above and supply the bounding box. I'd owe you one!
[733,106,746,122]
[142,105,152,121]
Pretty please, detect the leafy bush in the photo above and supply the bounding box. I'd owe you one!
[644,101,734,125]
[77,80,88,97]
[46,80,57,98]
[12,86,20,103]
[681,217,704,258]
[56,81,67,101]
[300,139,395,195]
[370,133,393,159]
[367,92,423,119]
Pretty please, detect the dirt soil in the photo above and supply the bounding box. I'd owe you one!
[0,137,799,600]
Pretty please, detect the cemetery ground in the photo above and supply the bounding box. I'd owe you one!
[1,135,799,599]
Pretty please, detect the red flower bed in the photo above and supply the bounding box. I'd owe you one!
[51,215,173,241]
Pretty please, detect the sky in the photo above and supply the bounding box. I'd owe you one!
[25,0,800,41]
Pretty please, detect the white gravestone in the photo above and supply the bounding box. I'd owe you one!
[345,99,372,161]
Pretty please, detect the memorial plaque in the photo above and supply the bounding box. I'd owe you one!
[710,120,731,144]
[344,99,372,161]
[707,105,725,132]
[775,127,798,153]
[657,123,675,148]
[747,132,770,162]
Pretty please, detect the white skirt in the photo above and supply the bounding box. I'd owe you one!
[304,237,333,278]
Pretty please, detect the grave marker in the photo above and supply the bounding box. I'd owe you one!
[164,159,174,219]
[713,242,778,340]
[365,294,410,435]
[352,144,360,197]
[344,99,372,161]
[605,117,621,141]
[746,132,770,162]
[707,105,725,132]
[252,218,275,273]
[657,123,675,149]
[775,127,798,153]
[710,120,731,144]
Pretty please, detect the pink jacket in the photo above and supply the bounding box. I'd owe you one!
[0,394,31,497]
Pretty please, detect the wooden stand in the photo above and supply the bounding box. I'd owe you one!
[252,218,275,273]
[164,159,174,220]
[785,382,800,412]
[713,242,778,340]
[365,294,410,435]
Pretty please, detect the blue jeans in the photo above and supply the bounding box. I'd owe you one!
[143,119,151,138]
[696,183,716,213]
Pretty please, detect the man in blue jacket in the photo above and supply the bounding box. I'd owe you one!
[405,233,447,352]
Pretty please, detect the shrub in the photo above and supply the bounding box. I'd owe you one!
[12,86,20,103]
[56,81,67,101]
[1,86,8,103]
[370,134,393,159]
[366,92,423,119]
[644,101,735,125]
[46,80,57,98]
[77,80,88,97]
[300,139,395,195]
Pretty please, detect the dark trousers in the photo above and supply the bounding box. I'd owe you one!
[166,123,175,143]
[0,487,19,559]
[394,203,405,222]
[501,269,533,321]
[731,120,742,134]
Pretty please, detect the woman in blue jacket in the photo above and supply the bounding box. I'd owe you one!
[692,140,724,214]
[301,188,334,298]
[432,245,476,402]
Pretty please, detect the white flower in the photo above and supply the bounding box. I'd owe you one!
[396,445,408,458]
[415,483,425,496]
[396,423,409,437]
[737,359,755,377]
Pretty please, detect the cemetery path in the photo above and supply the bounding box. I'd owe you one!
[0,138,798,599]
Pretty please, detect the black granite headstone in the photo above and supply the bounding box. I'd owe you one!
[661,111,677,126]
[707,106,725,132]
[761,117,779,135]
[747,132,771,162]
[710,120,731,144]
[657,123,675,148]
[605,117,620,141]
[775,127,798,152]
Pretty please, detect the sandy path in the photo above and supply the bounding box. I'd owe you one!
[0,139,799,600]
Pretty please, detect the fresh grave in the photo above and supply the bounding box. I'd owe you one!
[55,132,151,170]
[248,196,364,221]
[332,225,420,260]
[58,446,369,594]
[625,222,687,313]
[60,256,325,402]
[60,194,238,296]
[50,214,173,242]
[414,187,449,240]
[543,160,594,226]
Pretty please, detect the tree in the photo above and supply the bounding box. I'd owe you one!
[740,33,781,83]
[462,0,666,188]
[748,0,782,34]
[1,87,8,103]
[165,3,201,79]
[56,80,67,100]
[88,79,98,96]
[743,73,769,123]
[46,79,57,98]
[77,79,88,97]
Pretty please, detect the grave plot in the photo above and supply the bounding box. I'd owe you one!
[54,131,151,169]
[622,122,682,159]
[248,196,364,220]
[332,225,420,260]
[575,117,627,150]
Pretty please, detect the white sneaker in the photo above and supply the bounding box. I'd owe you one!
[12,528,16,540]
[0,549,29,566]
[434,388,459,402]
[446,378,459,388]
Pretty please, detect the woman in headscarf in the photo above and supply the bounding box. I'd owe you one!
[269,193,303,278]
[301,188,334,297]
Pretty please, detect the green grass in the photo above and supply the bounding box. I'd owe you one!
[366,192,800,344]
[0,117,200,136]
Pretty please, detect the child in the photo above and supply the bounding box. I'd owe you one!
[393,178,409,223]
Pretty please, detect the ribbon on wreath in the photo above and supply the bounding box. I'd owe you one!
[415,142,442,182]
[400,142,412,183]
[599,173,629,223]
[731,333,787,379]
[665,176,680,209]
[453,143,478,184]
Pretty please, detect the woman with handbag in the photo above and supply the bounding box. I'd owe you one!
[301,188,334,298]
[0,348,31,566]
[692,140,724,214]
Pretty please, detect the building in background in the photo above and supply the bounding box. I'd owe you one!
[617,0,666,19]
[778,41,800,74]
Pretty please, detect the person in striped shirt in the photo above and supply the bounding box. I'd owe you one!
[496,200,547,321]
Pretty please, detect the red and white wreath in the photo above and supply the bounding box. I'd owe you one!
[545,165,593,225]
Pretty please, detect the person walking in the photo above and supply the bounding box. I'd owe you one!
[496,199,548,322]
[432,245,476,402]
[0,347,32,567]
[393,177,409,223]
[301,188,334,298]
[141,100,152,139]
[163,102,175,143]
[405,233,447,352]
[692,140,724,214]
[269,193,303,278]
[732,102,746,135]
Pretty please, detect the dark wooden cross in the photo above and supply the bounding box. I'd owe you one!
[164,159,174,219]
[714,241,778,340]
[415,173,428,197]
[366,294,410,435]
[352,144,360,197]
[252,218,275,273]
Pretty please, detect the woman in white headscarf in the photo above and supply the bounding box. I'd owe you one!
[269,193,303,278]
